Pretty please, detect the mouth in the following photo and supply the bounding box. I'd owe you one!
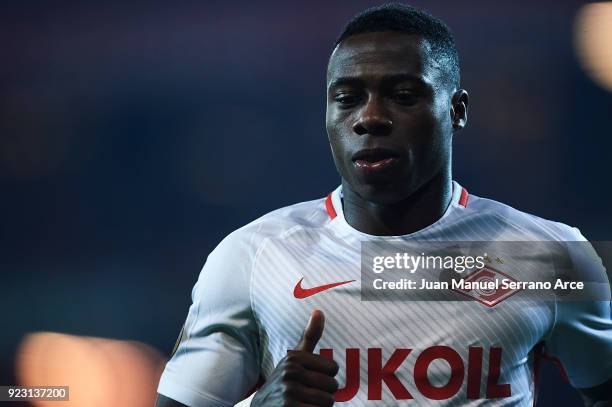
[351,148,402,171]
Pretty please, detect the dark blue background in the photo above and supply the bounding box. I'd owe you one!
[1,1,610,405]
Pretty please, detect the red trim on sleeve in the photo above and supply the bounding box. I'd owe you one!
[532,343,571,407]
[542,353,570,384]
[325,193,337,220]
[532,342,544,407]
[459,187,469,208]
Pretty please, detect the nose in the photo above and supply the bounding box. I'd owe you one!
[352,97,392,136]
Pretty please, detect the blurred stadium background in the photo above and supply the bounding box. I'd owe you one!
[1,0,611,405]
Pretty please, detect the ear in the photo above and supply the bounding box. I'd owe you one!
[450,89,469,131]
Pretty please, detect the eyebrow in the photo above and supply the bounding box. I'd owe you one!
[328,73,428,90]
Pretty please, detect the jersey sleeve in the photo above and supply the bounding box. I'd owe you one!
[157,231,261,406]
[543,228,612,389]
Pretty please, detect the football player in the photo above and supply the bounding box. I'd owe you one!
[156,4,612,406]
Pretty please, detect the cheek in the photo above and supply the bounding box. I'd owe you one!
[416,117,452,171]
[326,121,359,180]
[326,103,349,135]
[431,94,454,132]
[326,114,352,153]
[401,110,449,168]
[413,103,451,142]
[326,121,345,166]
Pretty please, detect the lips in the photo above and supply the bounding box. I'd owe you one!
[352,148,401,171]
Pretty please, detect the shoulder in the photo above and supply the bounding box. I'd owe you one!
[210,196,330,261]
[464,192,586,242]
[193,196,330,295]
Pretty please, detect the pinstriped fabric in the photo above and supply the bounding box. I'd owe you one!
[159,182,611,407]
[249,182,577,406]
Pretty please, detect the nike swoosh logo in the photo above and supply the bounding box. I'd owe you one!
[293,277,355,299]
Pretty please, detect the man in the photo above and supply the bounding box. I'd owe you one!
[156,4,612,406]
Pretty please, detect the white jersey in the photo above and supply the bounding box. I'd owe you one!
[157,181,612,406]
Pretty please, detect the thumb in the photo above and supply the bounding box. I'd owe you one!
[294,310,325,353]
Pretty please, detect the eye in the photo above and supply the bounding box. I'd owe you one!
[391,90,419,106]
[333,92,362,107]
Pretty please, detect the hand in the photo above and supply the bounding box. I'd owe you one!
[251,310,339,406]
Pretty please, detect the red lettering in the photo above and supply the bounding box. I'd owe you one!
[367,348,413,400]
[320,348,360,402]
[486,347,511,398]
[414,346,464,400]
[467,347,483,399]
[312,346,509,402]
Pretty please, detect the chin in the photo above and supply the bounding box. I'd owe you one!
[354,181,415,205]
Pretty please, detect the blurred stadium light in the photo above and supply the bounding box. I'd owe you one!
[575,2,612,91]
[16,333,166,407]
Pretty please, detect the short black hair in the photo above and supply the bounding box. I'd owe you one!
[333,3,460,89]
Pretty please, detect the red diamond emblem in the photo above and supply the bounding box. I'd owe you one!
[452,266,521,307]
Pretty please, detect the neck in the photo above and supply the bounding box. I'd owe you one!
[342,171,453,236]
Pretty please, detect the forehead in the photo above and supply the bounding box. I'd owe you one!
[327,31,438,86]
